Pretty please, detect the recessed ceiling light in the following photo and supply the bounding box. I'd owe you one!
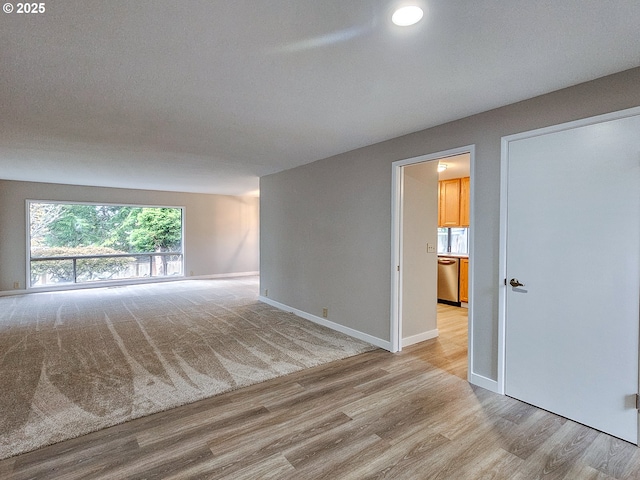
[392,6,424,26]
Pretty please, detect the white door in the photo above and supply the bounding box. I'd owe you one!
[505,113,640,443]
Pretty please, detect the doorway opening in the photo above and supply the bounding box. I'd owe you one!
[391,145,474,382]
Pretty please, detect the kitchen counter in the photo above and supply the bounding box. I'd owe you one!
[437,253,469,259]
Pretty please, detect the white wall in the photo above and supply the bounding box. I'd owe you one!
[0,180,259,292]
[260,67,640,383]
[401,161,438,344]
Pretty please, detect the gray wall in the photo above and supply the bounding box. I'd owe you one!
[0,180,259,292]
[260,67,640,381]
[402,161,438,342]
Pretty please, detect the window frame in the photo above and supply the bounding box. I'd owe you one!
[26,199,186,291]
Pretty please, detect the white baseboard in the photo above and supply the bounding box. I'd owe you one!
[0,288,28,297]
[402,329,439,347]
[0,271,260,297]
[189,271,259,280]
[259,296,392,351]
[469,373,501,393]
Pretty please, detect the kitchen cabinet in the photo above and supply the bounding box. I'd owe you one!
[438,177,470,227]
[459,176,470,227]
[459,258,469,303]
[438,178,460,227]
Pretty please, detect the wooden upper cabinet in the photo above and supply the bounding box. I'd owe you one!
[439,178,461,227]
[459,176,470,227]
[438,176,470,227]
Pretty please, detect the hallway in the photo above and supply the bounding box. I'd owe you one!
[406,304,468,380]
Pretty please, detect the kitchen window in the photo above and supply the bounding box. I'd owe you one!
[437,227,468,254]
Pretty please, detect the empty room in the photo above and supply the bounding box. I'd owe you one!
[2,2,640,479]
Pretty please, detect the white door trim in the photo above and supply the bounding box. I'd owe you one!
[390,145,475,382]
[497,105,640,395]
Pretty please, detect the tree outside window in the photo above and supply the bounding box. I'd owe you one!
[29,202,184,287]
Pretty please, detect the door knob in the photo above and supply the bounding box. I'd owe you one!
[509,278,524,287]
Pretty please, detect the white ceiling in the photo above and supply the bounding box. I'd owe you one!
[437,154,470,181]
[2,1,639,196]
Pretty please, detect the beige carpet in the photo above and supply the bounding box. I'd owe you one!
[0,276,374,460]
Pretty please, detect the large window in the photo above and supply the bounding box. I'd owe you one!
[28,201,184,288]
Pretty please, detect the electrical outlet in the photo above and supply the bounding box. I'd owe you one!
[189,270,194,276]
[265,289,268,297]
[427,243,436,253]
[322,308,328,318]
[13,282,20,289]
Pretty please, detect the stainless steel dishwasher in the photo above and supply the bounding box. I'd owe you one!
[437,256,459,304]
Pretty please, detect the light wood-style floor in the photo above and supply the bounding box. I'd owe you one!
[432,303,469,380]
[2,304,639,479]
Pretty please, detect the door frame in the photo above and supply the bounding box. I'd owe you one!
[497,105,640,395]
[390,145,475,377]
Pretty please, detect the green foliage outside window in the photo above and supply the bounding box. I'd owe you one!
[30,246,135,285]
[128,208,183,252]
[29,203,183,286]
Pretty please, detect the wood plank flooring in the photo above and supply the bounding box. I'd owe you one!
[2,304,639,479]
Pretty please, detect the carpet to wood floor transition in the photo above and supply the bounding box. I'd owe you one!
[0,276,375,459]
